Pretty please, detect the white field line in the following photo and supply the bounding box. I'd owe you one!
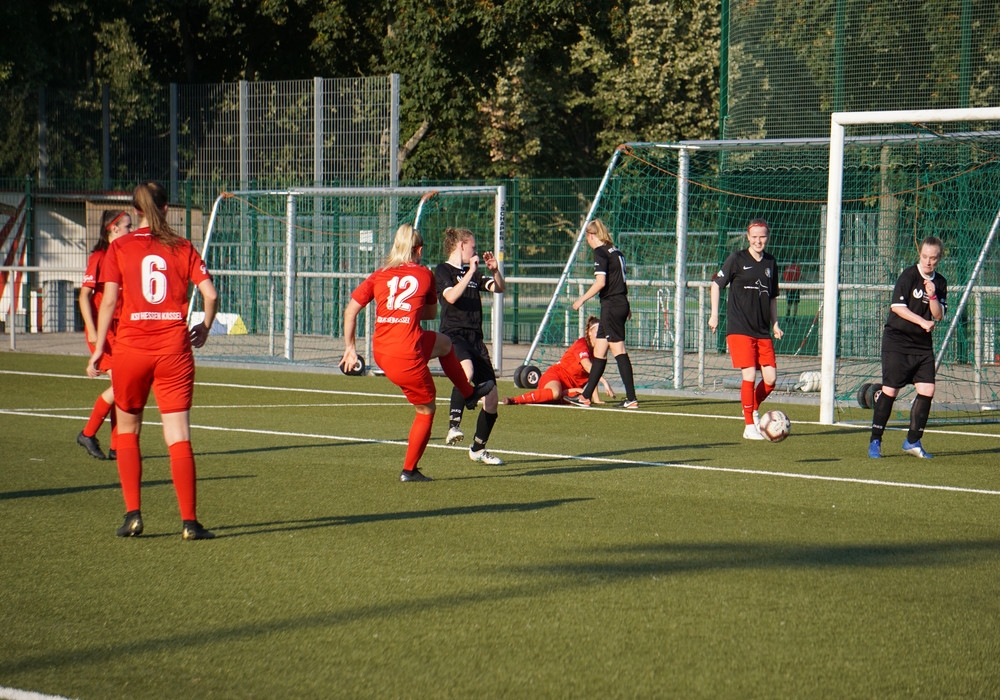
[0,687,76,700]
[3,403,999,496]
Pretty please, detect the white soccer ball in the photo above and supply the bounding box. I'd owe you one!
[758,410,791,442]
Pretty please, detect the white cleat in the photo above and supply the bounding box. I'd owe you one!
[743,424,766,441]
[469,448,504,465]
[446,426,464,445]
[752,410,760,428]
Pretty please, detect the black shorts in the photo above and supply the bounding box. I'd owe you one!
[448,332,496,385]
[599,296,630,343]
[881,348,936,389]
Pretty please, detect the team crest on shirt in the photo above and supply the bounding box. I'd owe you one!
[913,288,924,299]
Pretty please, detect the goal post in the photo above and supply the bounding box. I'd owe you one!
[190,185,506,371]
[821,107,1000,424]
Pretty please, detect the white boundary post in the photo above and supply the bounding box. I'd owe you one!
[821,107,1000,424]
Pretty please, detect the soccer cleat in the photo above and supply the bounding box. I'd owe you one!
[564,394,591,408]
[77,431,107,460]
[400,467,433,482]
[902,439,933,459]
[181,520,216,540]
[868,439,882,459]
[742,424,766,440]
[107,450,117,460]
[446,426,465,445]
[616,399,639,409]
[503,397,515,406]
[465,380,496,410]
[116,510,144,537]
[469,448,504,465]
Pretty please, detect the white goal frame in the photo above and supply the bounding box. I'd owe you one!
[821,107,1000,424]
[195,185,506,370]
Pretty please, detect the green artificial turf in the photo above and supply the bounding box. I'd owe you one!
[1,353,999,698]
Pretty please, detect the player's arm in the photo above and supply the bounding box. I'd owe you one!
[572,273,605,311]
[190,278,218,349]
[78,286,97,343]
[708,279,722,331]
[923,278,945,321]
[442,258,478,305]
[769,297,783,340]
[421,299,438,321]
[87,283,118,377]
[339,297,364,372]
[482,251,505,293]
[890,303,935,332]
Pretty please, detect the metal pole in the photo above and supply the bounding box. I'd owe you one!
[820,119,846,424]
[673,148,690,389]
[285,193,297,359]
[492,185,506,371]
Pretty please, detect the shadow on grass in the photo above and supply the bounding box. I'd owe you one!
[4,536,998,677]
[0,474,253,501]
[212,497,592,538]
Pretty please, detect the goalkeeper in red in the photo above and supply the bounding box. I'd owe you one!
[504,316,615,405]
[339,224,495,482]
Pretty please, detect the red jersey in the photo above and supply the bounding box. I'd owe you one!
[82,248,121,344]
[100,227,210,354]
[351,263,436,362]
[554,337,593,387]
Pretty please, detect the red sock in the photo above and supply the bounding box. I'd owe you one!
[754,380,775,410]
[515,388,556,404]
[438,348,474,398]
[741,380,756,424]
[116,432,142,512]
[169,441,197,521]
[403,412,435,472]
[83,396,113,437]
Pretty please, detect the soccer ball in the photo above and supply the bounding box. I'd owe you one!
[758,410,791,442]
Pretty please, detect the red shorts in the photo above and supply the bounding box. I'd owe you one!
[112,348,195,414]
[376,331,438,406]
[727,334,776,370]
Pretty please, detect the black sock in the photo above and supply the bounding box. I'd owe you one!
[870,389,895,442]
[449,387,465,428]
[615,353,636,401]
[908,394,932,444]
[583,358,607,400]
[472,410,499,451]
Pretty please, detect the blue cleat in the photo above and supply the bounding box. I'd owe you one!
[902,439,932,459]
[867,439,882,459]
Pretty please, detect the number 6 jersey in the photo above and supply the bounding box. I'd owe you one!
[100,227,212,354]
[351,262,437,362]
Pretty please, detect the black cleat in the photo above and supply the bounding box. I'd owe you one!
[116,510,144,537]
[465,379,496,410]
[400,467,433,482]
[107,449,117,460]
[182,520,216,540]
[77,431,107,460]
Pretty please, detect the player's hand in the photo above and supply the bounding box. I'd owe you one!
[922,319,935,333]
[708,314,718,332]
[86,352,102,378]
[604,385,616,400]
[189,322,210,348]
[482,251,497,271]
[86,330,97,344]
[468,254,480,270]
[571,298,583,311]
[339,347,358,373]
[924,279,937,298]
[772,323,783,340]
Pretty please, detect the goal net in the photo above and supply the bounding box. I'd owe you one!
[524,121,1000,425]
[188,185,505,371]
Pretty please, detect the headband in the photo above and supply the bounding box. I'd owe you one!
[105,212,127,231]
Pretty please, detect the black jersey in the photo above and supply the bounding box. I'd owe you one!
[883,264,948,352]
[435,262,494,338]
[713,249,779,339]
[593,244,628,299]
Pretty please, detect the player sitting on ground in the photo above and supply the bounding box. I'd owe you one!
[504,316,615,405]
